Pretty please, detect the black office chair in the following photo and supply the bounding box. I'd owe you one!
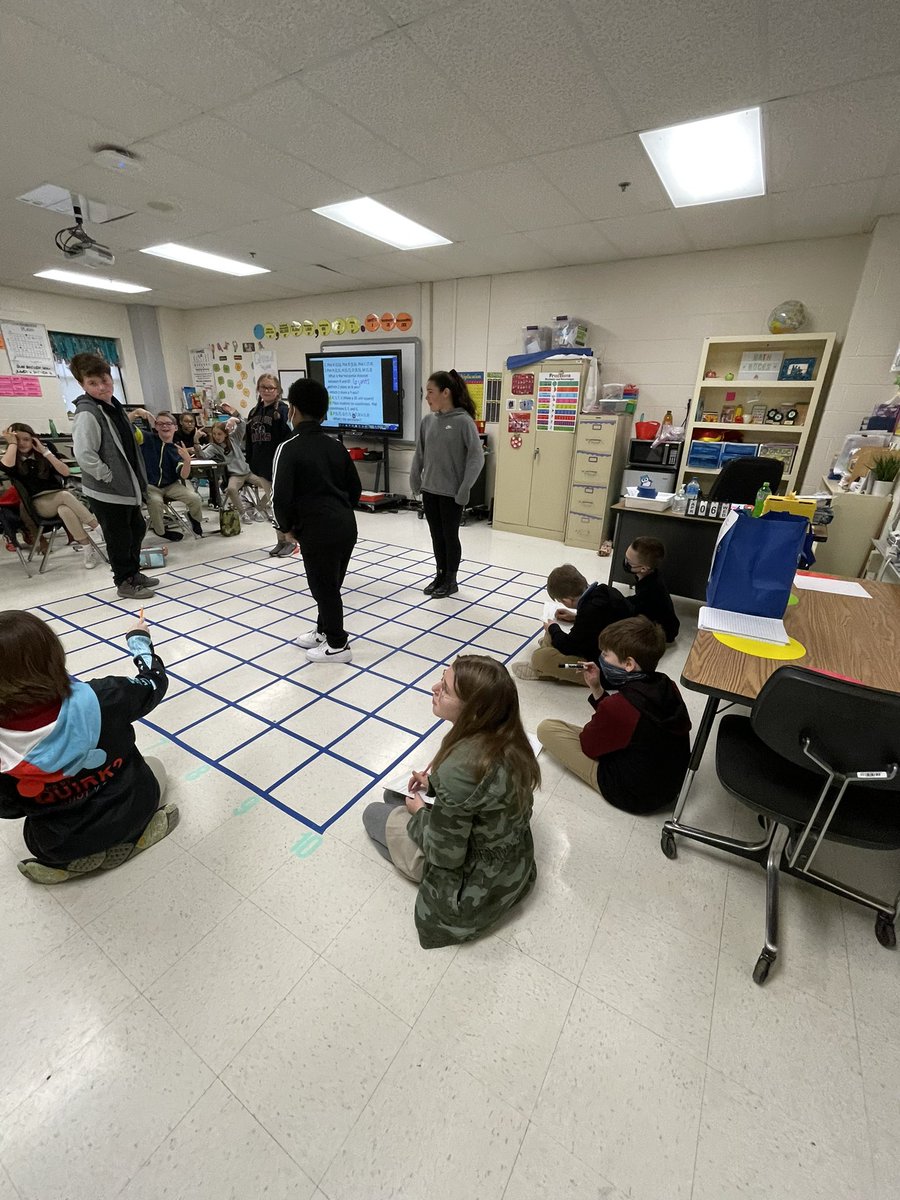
[713,666,900,984]
[707,456,784,504]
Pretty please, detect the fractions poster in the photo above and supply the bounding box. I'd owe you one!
[537,370,579,431]
[459,371,485,420]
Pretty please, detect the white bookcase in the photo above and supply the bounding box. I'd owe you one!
[677,332,837,494]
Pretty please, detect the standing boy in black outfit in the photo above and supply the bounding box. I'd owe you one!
[537,616,691,814]
[272,379,362,664]
[622,537,680,642]
[70,353,159,601]
[513,563,630,683]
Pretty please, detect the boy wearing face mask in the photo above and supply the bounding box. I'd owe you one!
[537,616,691,814]
[621,537,679,642]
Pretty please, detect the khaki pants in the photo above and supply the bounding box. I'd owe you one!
[226,471,271,512]
[537,718,599,790]
[146,482,203,536]
[531,632,589,684]
[32,490,97,542]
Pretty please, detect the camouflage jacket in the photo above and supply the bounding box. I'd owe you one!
[406,744,536,949]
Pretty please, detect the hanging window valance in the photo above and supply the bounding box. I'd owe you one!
[49,331,121,366]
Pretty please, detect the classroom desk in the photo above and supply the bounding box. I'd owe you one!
[189,458,223,507]
[664,577,900,854]
[609,501,721,600]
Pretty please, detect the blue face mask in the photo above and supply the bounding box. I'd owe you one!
[599,658,647,690]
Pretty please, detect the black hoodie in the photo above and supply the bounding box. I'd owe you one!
[579,672,691,813]
[547,582,631,660]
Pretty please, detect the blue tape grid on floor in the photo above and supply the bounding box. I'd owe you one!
[38,539,548,834]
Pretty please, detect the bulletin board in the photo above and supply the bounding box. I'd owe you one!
[320,336,422,445]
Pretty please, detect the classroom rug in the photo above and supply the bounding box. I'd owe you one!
[38,539,547,833]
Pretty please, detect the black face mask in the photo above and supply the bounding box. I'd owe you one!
[622,558,638,575]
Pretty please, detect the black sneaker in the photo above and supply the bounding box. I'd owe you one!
[135,572,160,588]
[117,577,155,600]
[423,575,444,595]
[160,530,183,542]
[431,577,459,598]
[189,517,204,537]
[267,544,282,557]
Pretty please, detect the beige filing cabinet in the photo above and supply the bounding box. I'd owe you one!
[566,414,631,549]
[493,358,629,547]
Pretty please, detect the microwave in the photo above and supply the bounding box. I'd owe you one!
[628,438,681,468]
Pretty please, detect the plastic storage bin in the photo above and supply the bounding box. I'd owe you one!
[522,325,552,353]
[552,315,589,348]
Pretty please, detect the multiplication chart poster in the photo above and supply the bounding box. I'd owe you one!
[536,370,579,431]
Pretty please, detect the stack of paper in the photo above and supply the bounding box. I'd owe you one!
[699,606,790,645]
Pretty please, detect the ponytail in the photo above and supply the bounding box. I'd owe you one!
[429,369,476,419]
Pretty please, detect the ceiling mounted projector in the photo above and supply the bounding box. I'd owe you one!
[55,203,115,268]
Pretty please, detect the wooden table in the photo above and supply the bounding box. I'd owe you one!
[669,577,900,838]
[609,501,722,600]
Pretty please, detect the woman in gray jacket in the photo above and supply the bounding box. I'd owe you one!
[409,370,484,598]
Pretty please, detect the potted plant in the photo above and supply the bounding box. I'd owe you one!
[871,453,900,496]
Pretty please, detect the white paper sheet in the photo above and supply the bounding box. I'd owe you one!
[699,606,790,645]
[793,574,870,598]
[542,599,576,631]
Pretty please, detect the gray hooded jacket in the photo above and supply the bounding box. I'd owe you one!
[72,395,147,506]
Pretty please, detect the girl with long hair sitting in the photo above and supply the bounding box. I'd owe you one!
[363,655,539,948]
[1,423,103,568]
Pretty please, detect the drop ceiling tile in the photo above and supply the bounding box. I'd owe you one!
[522,222,620,265]
[378,0,459,21]
[148,117,351,210]
[529,136,672,220]
[594,211,693,260]
[321,257,426,286]
[301,32,517,174]
[568,0,768,129]
[767,76,900,192]
[678,196,775,252]
[765,0,900,96]
[442,161,583,231]
[398,242,509,278]
[346,251,436,283]
[372,179,514,240]
[0,14,197,141]
[873,174,900,218]
[218,80,432,193]
[769,180,879,240]
[406,0,629,153]
[1,0,283,109]
[464,233,559,272]
[179,0,391,72]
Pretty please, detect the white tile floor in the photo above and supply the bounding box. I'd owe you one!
[0,509,898,1200]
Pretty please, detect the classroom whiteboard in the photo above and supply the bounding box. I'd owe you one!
[320,336,421,445]
[278,368,306,398]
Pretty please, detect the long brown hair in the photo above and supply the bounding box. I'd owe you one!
[432,655,540,805]
[207,422,232,453]
[0,610,71,722]
[428,369,476,419]
[8,422,53,482]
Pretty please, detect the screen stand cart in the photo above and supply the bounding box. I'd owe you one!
[337,432,400,512]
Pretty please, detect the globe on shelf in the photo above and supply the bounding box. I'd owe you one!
[767,300,807,334]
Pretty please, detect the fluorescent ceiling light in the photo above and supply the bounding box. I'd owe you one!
[139,242,269,276]
[639,107,765,208]
[313,197,451,250]
[34,269,150,294]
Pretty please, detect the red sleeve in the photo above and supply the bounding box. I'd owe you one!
[579,692,640,759]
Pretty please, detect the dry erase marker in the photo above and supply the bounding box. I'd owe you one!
[559,662,590,670]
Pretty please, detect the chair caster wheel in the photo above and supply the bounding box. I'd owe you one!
[875,912,896,949]
[660,830,677,860]
[752,952,774,985]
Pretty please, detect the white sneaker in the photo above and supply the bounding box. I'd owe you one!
[82,543,99,569]
[295,629,326,649]
[306,642,352,664]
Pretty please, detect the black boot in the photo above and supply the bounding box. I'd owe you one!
[431,574,458,598]
[423,573,444,595]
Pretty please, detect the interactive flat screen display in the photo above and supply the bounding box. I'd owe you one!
[305,350,403,436]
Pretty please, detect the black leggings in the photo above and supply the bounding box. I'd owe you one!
[422,491,463,579]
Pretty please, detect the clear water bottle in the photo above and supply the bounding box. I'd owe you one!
[685,478,701,501]
[671,484,688,514]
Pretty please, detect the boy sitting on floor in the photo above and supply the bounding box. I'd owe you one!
[537,616,691,814]
[512,563,629,683]
[621,536,679,642]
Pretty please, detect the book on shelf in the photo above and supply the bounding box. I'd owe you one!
[758,443,797,473]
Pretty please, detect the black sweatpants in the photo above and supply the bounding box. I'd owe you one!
[299,533,356,647]
[422,490,463,579]
[90,499,146,586]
